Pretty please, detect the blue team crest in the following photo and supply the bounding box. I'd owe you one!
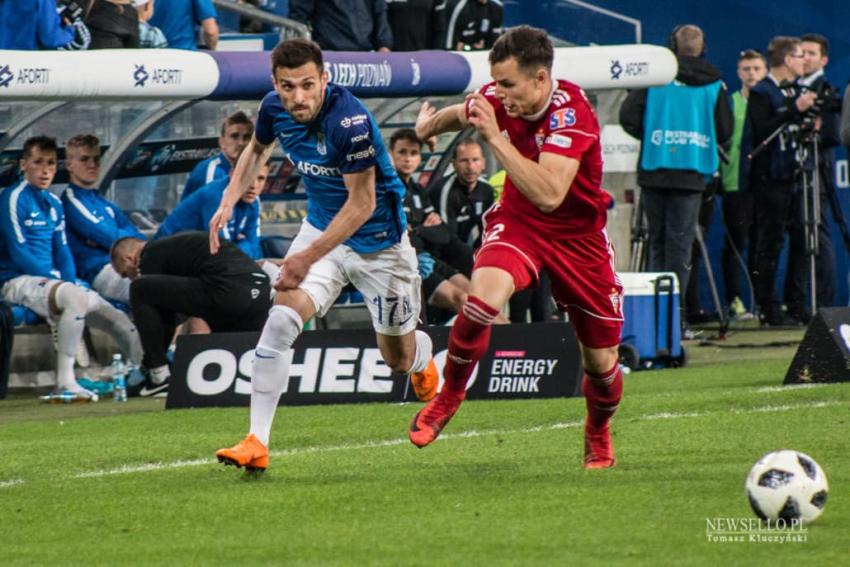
[316,133,327,156]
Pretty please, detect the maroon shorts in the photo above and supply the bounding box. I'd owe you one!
[475,205,624,348]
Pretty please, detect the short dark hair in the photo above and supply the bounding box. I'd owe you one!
[452,138,482,161]
[389,128,421,151]
[271,38,324,75]
[671,24,704,57]
[767,36,800,68]
[489,26,553,74]
[220,110,254,136]
[738,49,765,63]
[800,33,829,57]
[22,135,58,159]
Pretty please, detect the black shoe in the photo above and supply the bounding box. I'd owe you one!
[138,377,169,398]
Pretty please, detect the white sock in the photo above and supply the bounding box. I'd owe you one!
[249,305,303,446]
[406,330,433,374]
[150,365,170,384]
[85,293,144,364]
[54,284,87,357]
[56,353,78,391]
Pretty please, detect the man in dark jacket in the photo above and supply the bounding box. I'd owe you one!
[743,36,817,325]
[290,0,392,52]
[620,24,733,322]
[445,0,503,51]
[782,33,839,321]
[389,128,476,322]
[430,138,494,248]
[387,0,447,51]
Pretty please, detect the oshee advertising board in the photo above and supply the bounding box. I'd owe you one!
[167,323,582,408]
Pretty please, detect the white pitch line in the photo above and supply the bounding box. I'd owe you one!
[0,399,844,488]
[642,412,700,420]
[756,384,828,393]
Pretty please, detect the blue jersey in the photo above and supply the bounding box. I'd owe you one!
[181,152,231,201]
[62,184,145,283]
[155,177,261,259]
[0,180,76,284]
[149,0,216,50]
[0,0,75,50]
[255,85,406,253]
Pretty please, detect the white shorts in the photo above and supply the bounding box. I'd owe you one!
[1,275,63,319]
[287,221,421,336]
[92,263,131,304]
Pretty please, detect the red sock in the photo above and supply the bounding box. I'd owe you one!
[443,296,499,395]
[581,363,623,430]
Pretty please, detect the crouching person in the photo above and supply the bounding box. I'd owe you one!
[110,231,271,397]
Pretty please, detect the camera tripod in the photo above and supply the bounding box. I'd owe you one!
[629,190,729,337]
[749,120,850,319]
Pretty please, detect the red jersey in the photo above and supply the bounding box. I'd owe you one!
[468,79,609,238]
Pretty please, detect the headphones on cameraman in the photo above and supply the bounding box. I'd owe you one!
[669,25,707,57]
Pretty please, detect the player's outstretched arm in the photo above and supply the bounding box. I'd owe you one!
[275,167,377,291]
[209,135,274,253]
[415,101,468,144]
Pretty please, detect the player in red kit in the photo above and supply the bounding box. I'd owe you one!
[409,26,624,468]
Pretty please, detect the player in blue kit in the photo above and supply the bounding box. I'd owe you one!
[157,162,266,259]
[180,111,254,202]
[213,39,438,472]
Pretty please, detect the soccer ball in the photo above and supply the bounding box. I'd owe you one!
[745,450,828,524]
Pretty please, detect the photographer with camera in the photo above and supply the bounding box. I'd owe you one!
[744,36,817,325]
[782,33,840,321]
[0,0,90,50]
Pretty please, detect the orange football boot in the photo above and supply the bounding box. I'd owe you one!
[216,434,269,472]
[410,358,438,401]
[409,389,465,447]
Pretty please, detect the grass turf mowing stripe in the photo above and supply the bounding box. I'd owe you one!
[0,398,841,488]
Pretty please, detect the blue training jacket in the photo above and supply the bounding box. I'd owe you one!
[62,184,145,283]
[180,152,231,202]
[0,0,75,50]
[0,180,76,284]
[155,177,261,259]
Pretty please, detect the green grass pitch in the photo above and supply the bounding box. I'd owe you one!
[0,328,847,565]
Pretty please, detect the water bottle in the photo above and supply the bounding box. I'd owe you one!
[109,354,127,403]
[39,392,84,404]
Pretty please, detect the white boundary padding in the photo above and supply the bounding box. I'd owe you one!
[0,44,676,101]
[463,44,677,92]
[0,49,219,100]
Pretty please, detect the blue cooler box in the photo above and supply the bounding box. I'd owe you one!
[618,272,684,368]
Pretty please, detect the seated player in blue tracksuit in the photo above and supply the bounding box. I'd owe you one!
[180,111,254,201]
[61,134,145,304]
[156,162,266,259]
[0,136,142,399]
